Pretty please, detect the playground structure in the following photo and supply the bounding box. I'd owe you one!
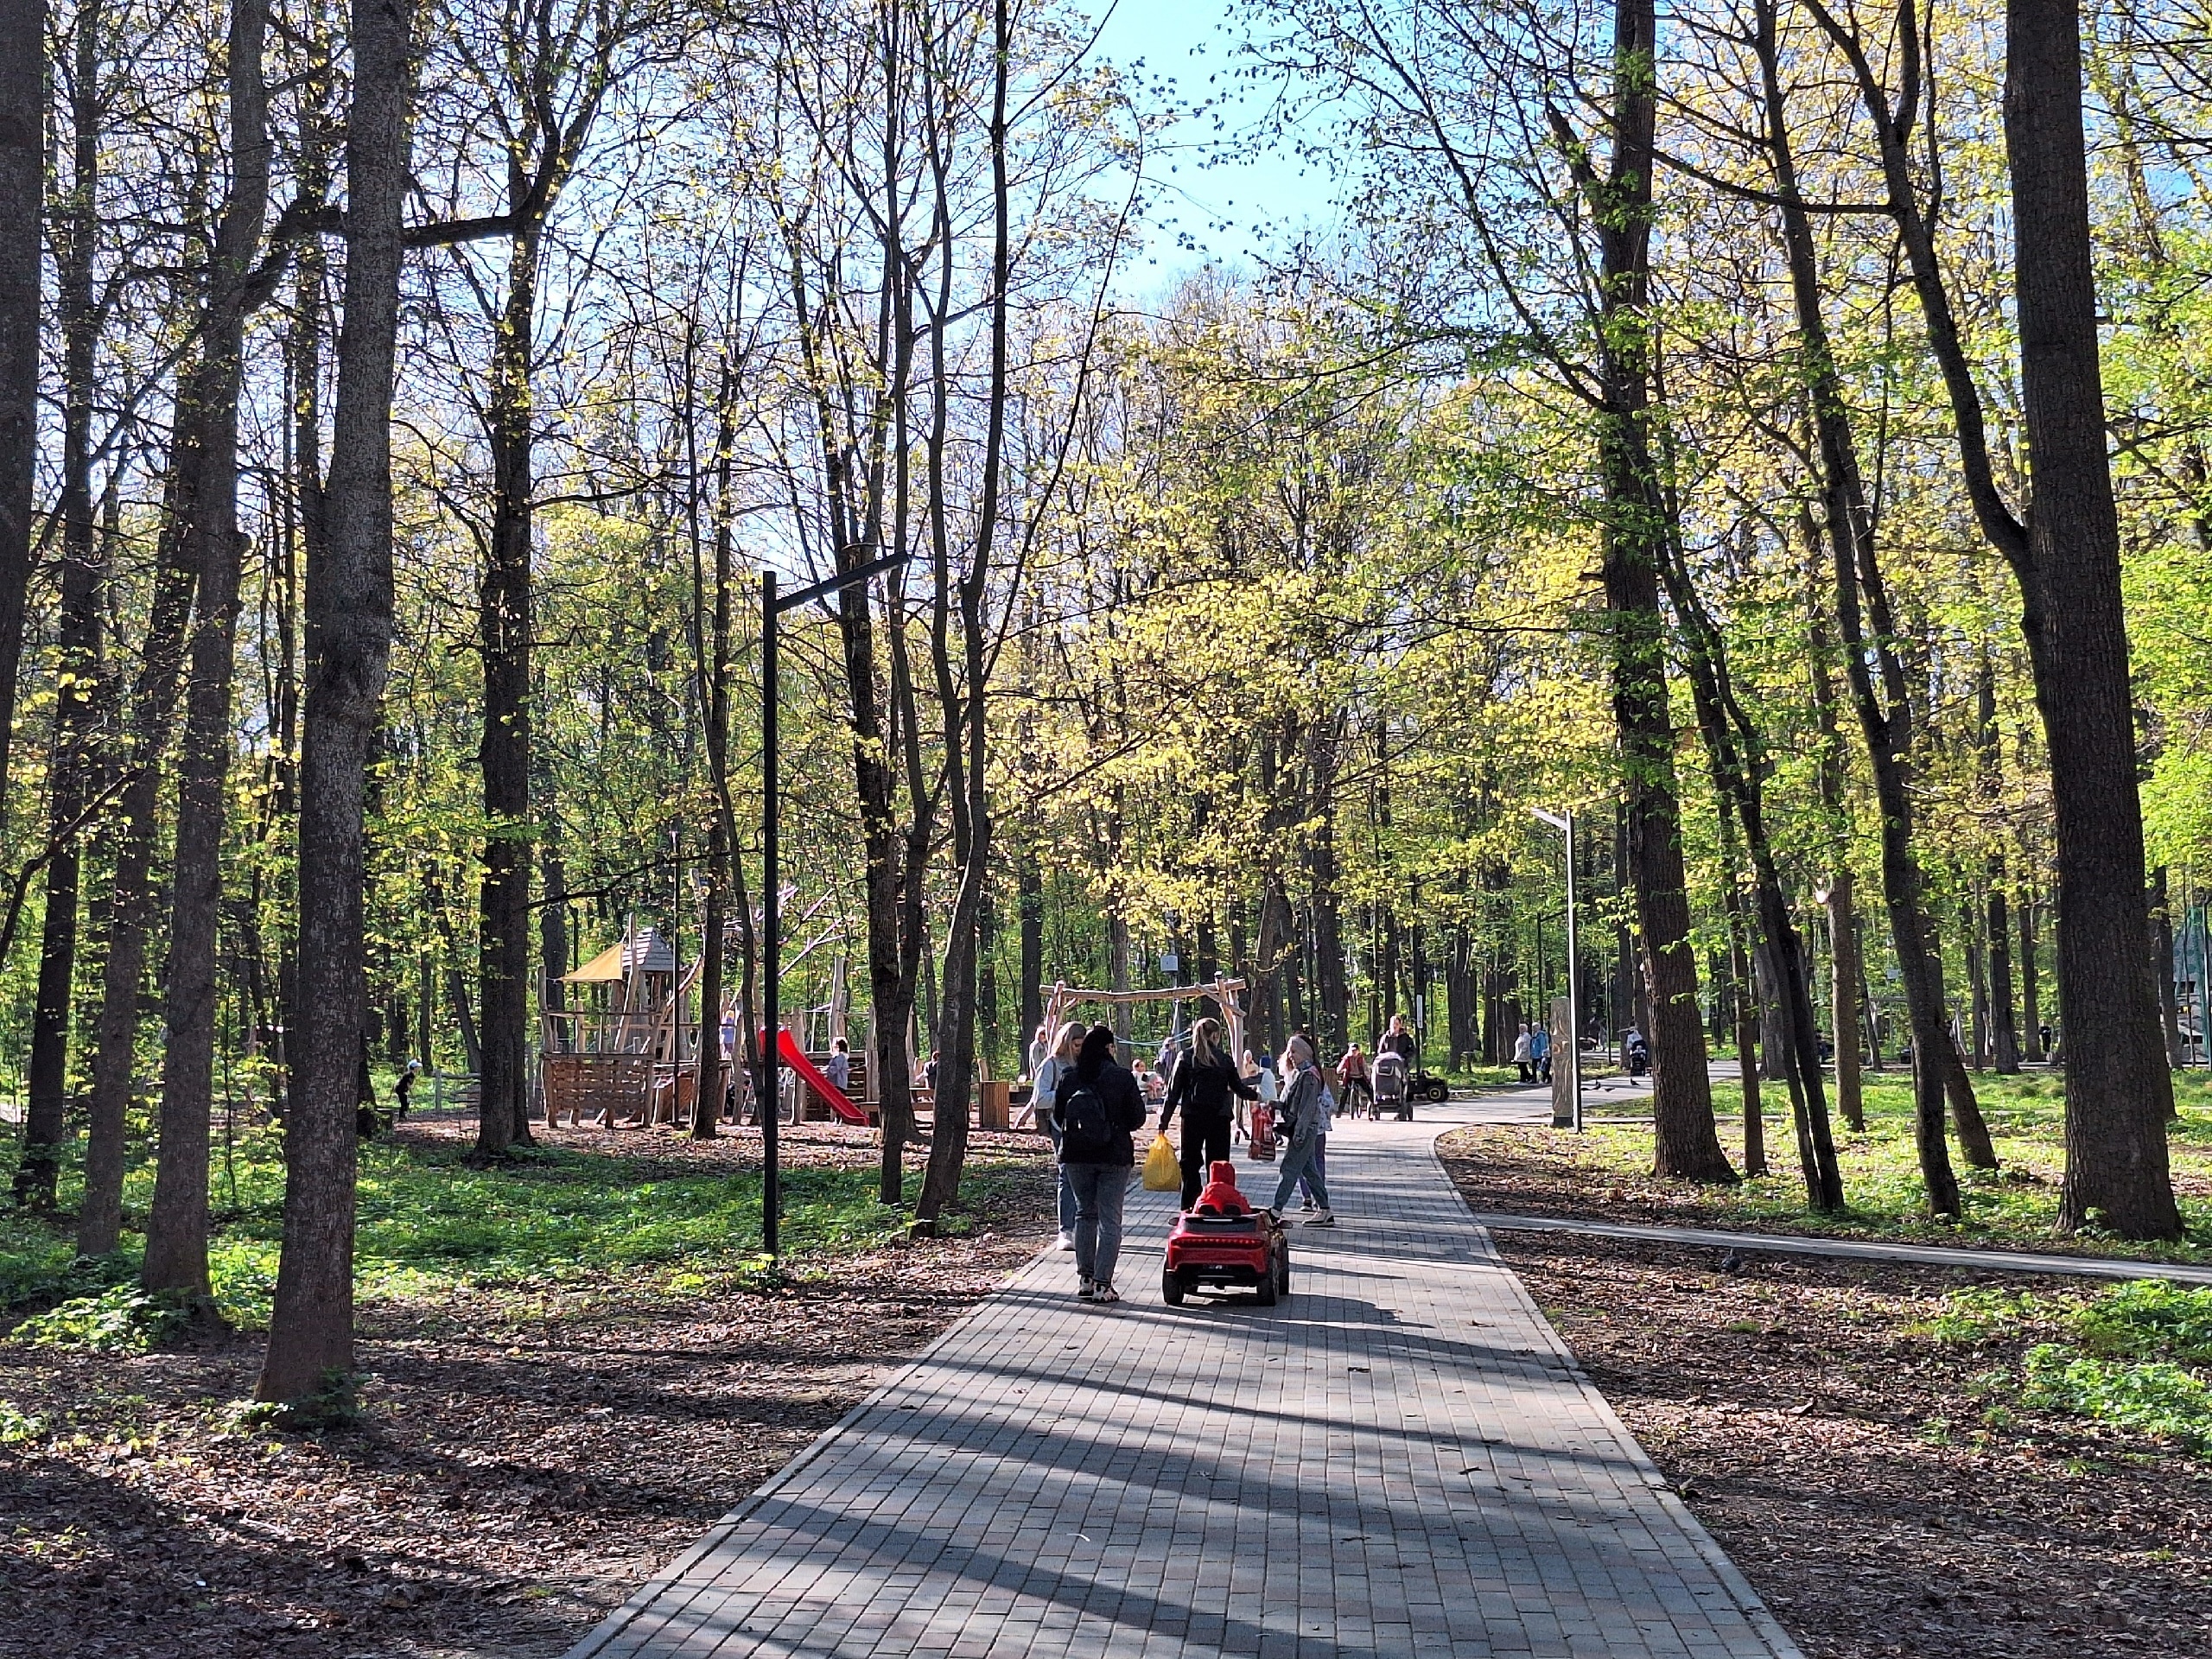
[1023,976,1249,1127]
[540,925,690,1126]
[539,922,876,1128]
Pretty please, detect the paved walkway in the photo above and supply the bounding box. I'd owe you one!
[565,1095,1800,1659]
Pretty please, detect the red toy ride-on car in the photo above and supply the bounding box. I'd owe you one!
[1163,1161,1289,1306]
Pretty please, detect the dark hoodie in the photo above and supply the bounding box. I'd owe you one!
[1159,1048,1258,1131]
[1052,1025,1147,1165]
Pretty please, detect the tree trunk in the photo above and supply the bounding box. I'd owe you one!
[915,0,1011,1228]
[1018,849,1042,1055]
[1754,0,1957,1215]
[1946,1039,2000,1169]
[1588,0,1728,1179]
[257,0,413,1414]
[1989,882,2021,1074]
[18,0,103,1213]
[2005,0,2178,1234]
[1726,882,1765,1177]
[0,0,43,828]
[474,222,540,1158]
[142,0,276,1298]
[1827,874,1865,1129]
[1668,546,1837,1208]
[76,407,226,1246]
[1965,899,1991,1069]
[2021,893,2044,1061]
[2152,868,2183,1073]
[1308,733,1348,1052]
[693,822,726,1138]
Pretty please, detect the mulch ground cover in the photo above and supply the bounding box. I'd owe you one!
[0,1120,1056,1659]
[1443,1143,2212,1659]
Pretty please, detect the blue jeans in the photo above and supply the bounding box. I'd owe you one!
[1299,1137,1327,1202]
[1273,1126,1329,1211]
[1063,1162,1128,1286]
[1044,1116,1077,1235]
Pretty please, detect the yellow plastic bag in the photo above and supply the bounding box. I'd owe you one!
[1141,1133,1181,1192]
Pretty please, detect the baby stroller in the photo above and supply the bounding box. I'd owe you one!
[1372,1050,1413,1120]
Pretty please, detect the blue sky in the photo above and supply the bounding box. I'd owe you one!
[1084,0,1342,286]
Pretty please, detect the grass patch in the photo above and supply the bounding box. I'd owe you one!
[1902,1279,2212,1456]
[1493,1066,2212,1257]
[2,1121,1046,1335]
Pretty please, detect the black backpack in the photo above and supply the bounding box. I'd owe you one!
[1058,1077,1115,1160]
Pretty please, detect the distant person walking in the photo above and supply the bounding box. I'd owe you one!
[1512,1024,1535,1084]
[1270,1035,1335,1226]
[1381,1014,1416,1065]
[1159,1018,1259,1210]
[1530,1025,1551,1084]
[1034,1020,1084,1250]
[1052,1024,1148,1302]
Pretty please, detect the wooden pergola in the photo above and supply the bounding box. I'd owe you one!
[1039,976,1249,1066]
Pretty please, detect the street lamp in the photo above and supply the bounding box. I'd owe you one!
[1532,807,1581,1132]
[762,550,908,1259]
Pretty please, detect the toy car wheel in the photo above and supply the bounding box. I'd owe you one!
[1161,1268,1185,1306]
[1425,1079,1451,1103]
[1254,1268,1279,1307]
[1276,1250,1290,1297]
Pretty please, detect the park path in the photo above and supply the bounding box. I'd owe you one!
[563,1086,1800,1659]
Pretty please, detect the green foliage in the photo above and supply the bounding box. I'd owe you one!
[2018,1344,2212,1457]
[11,1285,192,1353]
[2067,1280,2212,1365]
[1926,1279,2212,1456]
[3,1126,1027,1341]
[0,1401,48,1443]
[1916,1288,2050,1347]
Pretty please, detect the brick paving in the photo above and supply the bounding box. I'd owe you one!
[563,1095,1802,1659]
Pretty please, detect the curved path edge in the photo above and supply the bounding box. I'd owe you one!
[1462,1210,2212,1285]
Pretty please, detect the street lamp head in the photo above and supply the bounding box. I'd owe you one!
[1532,807,1569,831]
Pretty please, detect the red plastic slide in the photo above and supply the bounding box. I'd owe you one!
[766,1028,871,1125]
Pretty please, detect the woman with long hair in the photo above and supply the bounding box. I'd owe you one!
[1159,1017,1260,1210]
[1271,1033,1336,1225]
[1035,1019,1084,1249]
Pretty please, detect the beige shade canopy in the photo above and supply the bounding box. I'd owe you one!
[562,928,680,984]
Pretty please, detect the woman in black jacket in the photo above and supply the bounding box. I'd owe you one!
[1159,1018,1260,1211]
[1053,1024,1149,1302]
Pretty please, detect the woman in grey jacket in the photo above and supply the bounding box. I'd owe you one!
[1269,1034,1336,1225]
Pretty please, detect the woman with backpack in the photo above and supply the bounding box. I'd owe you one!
[1033,1019,1084,1250]
[1158,1018,1260,1211]
[1269,1034,1336,1226]
[1052,1024,1149,1302]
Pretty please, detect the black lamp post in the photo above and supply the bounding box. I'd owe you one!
[760,551,907,1260]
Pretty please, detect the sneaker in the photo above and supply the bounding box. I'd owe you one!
[1092,1284,1121,1305]
[1306,1209,1337,1227]
[1054,1231,1076,1251]
[1300,1199,1314,1211]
